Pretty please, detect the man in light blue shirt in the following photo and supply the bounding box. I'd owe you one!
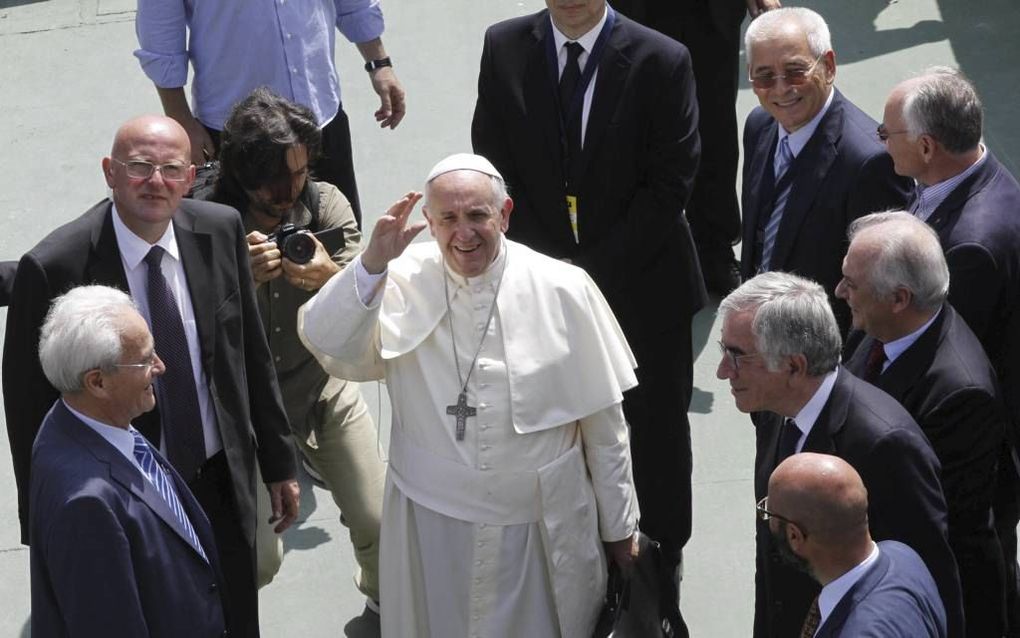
[134,0,406,225]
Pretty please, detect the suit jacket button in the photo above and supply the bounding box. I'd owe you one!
[209,582,218,592]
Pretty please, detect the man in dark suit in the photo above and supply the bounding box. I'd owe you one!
[838,211,1006,636]
[764,453,947,638]
[610,0,778,295]
[740,8,912,332]
[881,68,1020,635]
[30,285,226,637]
[471,0,706,593]
[3,115,298,636]
[716,271,962,637]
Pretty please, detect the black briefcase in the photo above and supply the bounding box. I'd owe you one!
[592,533,688,638]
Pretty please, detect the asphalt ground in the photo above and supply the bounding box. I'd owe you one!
[1,0,1018,635]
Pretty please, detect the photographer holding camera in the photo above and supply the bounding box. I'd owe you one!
[207,87,385,613]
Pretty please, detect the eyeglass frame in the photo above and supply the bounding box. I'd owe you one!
[748,52,826,90]
[756,496,806,534]
[109,352,161,374]
[110,157,191,182]
[718,340,763,373]
[876,123,911,142]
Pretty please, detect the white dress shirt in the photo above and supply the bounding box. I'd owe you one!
[550,5,609,148]
[111,206,223,458]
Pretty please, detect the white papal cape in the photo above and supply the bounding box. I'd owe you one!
[299,239,639,638]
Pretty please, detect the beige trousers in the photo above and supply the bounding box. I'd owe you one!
[256,381,386,602]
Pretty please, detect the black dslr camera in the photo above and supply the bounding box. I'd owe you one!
[267,223,316,265]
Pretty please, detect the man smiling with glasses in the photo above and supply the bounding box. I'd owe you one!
[739,7,911,334]
[717,270,961,638]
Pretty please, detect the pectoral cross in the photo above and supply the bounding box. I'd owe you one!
[446,392,477,441]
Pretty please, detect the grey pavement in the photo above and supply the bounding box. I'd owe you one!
[1,0,1018,636]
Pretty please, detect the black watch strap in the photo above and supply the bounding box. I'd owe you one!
[364,57,393,72]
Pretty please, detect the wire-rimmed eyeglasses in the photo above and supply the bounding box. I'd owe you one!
[718,341,762,373]
[111,157,190,182]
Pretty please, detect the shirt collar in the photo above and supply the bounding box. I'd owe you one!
[779,88,836,158]
[110,202,180,271]
[62,399,140,467]
[818,542,881,628]
[916,145,987,211]
[790,368,839,441]
[882,306,942,366]
[550,5,608,54]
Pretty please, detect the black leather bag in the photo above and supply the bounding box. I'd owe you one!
[592,533,687,638]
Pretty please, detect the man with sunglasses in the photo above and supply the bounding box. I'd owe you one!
[3,115,299,636]
[761,453,947,637]
[881,69,1020,635]
[716,271,961,637]
[740,7,911,334]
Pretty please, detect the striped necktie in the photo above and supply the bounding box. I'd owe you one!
[131,430,208,561]
[761,136,795,271]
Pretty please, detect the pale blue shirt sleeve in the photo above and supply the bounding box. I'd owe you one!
[335,0,385,43]
[133,0,191,88]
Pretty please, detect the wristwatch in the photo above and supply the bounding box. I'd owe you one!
[364,57,393,73]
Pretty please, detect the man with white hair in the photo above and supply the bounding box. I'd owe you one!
[739,7,911,332]
[839,211,1007,636]
[881,69,1020,632]
[30,285,226,637]
[300,153,640,637]
[716,271,962,637]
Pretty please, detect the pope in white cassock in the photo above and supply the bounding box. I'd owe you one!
[298,154,640,637]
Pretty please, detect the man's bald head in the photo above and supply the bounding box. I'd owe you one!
[769,453,869,545]
[111,115,191,159]
[102,115,196,244]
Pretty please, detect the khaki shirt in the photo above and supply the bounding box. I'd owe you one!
[245,181,362,438]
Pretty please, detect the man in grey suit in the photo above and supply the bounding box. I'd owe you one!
[30,285,226,637]
[4,115,298,636]
[764,453,946,638]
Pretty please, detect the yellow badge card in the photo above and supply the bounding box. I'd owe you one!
[566,195,579,242]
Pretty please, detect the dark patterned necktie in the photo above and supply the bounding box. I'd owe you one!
[776,418,801,463]
[144,246,206,482]
[863,339,887,383]
[800,595,821,638]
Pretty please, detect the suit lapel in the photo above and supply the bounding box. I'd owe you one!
[874,306,946,401]
[926,153,1000,232]
[55,402,206,560]
[755,411,784,498]
[802,367,852,454]
[770,91,844,270]
[740,119,779,276]
[87,203,131,292]
[815,547,890,638]
[576,21,629,179]
[172,207,217,371]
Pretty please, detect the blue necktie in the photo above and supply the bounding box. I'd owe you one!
[144,246,206,482]
[760,137,794,271]
[131,430,207,561]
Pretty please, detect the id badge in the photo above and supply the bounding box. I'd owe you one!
[566,195,579,242]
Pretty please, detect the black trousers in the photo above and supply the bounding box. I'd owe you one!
[624,313,695,554]
[205,105,362,228]
[614,0,745,260]
[189,452,260,638]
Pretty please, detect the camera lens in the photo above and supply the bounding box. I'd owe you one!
[282,233,315,264]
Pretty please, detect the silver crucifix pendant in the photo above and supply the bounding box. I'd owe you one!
[446,392,477,441]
